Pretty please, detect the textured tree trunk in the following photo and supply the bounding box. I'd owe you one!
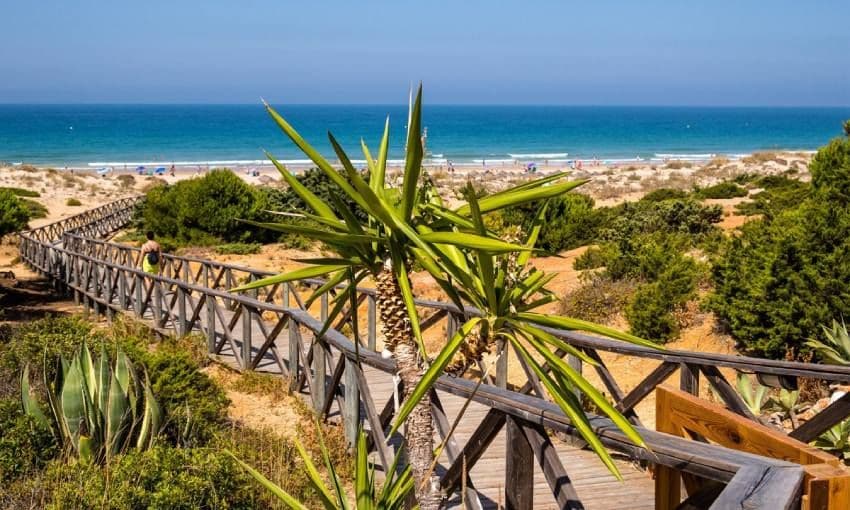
[375,261,442,509]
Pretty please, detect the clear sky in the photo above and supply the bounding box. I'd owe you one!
[2,0,849,105]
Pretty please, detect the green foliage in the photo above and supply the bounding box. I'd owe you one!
[65,198,82,206]
[141,347,229,446]
[215,242,262,255]
[0,187,40,198]
[602,198,722,242]
[0,316,102,396]
[735,374,769,416]
[735,175,809,218]
[641,188,689,202]
[560,275,637,324]
[20,198,47,219]
[805,319,850,365]
[229,428,412,510]
[501,193,603,252]
[693,181,748,199]
[711,137,850,359]
[813,419,850,463]
[9,446,254,510]
[0,398,57,482]
[138,169,272,246]
[0,189,31,236]
[21,345,163,464]
[572,245,610,271]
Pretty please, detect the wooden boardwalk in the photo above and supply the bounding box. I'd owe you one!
[207,308,654,510]
[23,199,847,509]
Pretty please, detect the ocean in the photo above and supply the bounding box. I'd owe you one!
[1,104,848,168]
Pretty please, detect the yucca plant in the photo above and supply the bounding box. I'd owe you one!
[20,344,162,464]
[228,428,414,510]
[393,187,658,478]
[805,319,850,366]
[236,85,649,508]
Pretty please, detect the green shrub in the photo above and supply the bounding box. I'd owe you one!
[10,447,254,510]
[601,198,722,242]
[625,257,701,343]
[710,136,850,359]
[735,176,809,218]
[0,398,57,482]
[641,188,689,202]
[0,316,103,398]
[502,193,604,253]
[694,181,748,199]
[65,198,82,206]
[215,243,262,255]
[0,189,31,236]
[142,347,229,446]
[0,187,40,198]
[573,246,609,271]
[560,276,637,324]
[20,198,47,219]
[138,169,272,246]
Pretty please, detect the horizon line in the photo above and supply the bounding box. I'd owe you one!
[1,102,850,109]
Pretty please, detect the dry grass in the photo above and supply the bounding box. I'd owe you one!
[743,151,778,164]
[665,160,694,170]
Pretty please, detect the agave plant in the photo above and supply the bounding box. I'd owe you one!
[228,428,414,510]
[392,187,658,478]
[813,418,850,462]
[806,319,850,366]
[736,373,769,417]
[20,344,162,464]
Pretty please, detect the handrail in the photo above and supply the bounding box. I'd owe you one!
[18,196,839,508]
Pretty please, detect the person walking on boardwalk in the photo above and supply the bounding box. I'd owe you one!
[140,231,162,275]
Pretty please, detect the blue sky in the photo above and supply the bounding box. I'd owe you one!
[2,0,849,105]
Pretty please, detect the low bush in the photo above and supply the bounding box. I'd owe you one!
[560,276,637,324]
[138,169,272,246]
[625,256,701,342]
[0,398,58,482]
[0,189,31,236]
[215,242,262,255]
[572,245,609,271]
[20,198,47,219]
[65,198,82,206]
[693,181,748,199]
[116,174,136,189]
[0,187,40,198]
[502,193,605,253]
[641,188,689,202]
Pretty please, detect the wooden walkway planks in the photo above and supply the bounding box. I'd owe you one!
[141,283,655,509]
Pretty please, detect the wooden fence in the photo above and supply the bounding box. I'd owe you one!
[17,197,850,509]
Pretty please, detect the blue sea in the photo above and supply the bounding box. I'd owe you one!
[1,104,849,168]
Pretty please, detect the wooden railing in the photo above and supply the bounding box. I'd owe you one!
[17,197,850,509]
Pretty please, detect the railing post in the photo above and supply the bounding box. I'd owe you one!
[568,354,583,402]
[680,363,699,396]
[288,318,301,391]
[177,283,188,336]
[91,263,100,316]
[241,303,252,370]
[133,272,143,317]
[118,267,127,311]
[505,416,533,509]
[344,355,360,446]
[72,254,80,305]
[313,293,328,411]
[105,267,114,320]
[153,278,163,326]
[367,294,376,350]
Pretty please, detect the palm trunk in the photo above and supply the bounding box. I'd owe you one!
[375,262,442,510]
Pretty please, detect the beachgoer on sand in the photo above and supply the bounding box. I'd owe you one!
[140,231,163,275]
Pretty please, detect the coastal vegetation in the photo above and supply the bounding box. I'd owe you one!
[0,315,347,508]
